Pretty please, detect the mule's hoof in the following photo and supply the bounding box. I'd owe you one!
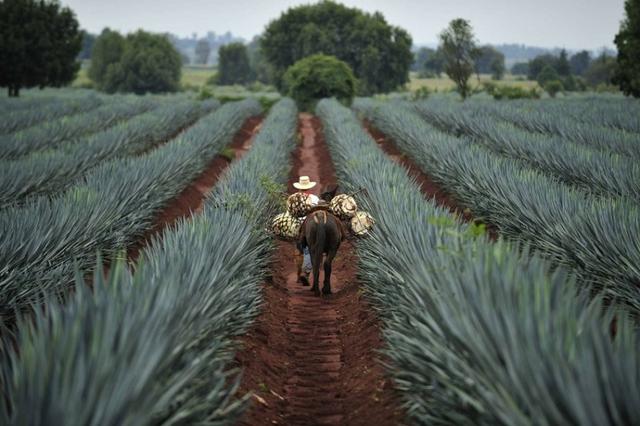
[299,275,309,286]
[311,286,320,296]
[322,287,332,295]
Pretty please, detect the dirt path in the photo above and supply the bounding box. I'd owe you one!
[235,114,403,426]
[126,116,262,262]
[364,122,498,240]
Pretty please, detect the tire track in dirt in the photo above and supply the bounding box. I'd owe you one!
[126,116,262,262]
[364,121,498,240]
[235,114,403,426]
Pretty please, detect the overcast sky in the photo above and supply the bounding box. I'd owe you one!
[62,0,625,50]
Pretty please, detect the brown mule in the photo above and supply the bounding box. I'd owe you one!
[300,208,345,295]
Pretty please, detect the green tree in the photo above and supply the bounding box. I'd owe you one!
[195,39,210,65]
[261,1,412,94]
[88,28,126,88]
[556,49,571,76]
[440,18,477,100]
[90,30,181,94]
[586,53,617,87]
[217,42,252,85]
[473,45,505,77]
[491,57,506,80]
[527,54,558,80]
[613,0,640,97]
[537,64,560,86]
[544,80,564,97]
[423,48,445,77]
[0,0,82,97]
[283,54,356,111]
[511,62,529,76]
[569,50,592,75]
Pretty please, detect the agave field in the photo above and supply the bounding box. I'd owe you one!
[1,91,298,423]
[321,98,640,424]
[1,89,639,425]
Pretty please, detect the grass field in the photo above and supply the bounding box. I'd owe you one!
[73,66,217,89]
[406,71,539,92]
[180,66,216,88]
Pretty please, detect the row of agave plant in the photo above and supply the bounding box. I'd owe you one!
[0,98,299,425]
[0,99,261,321]
[0,96,158,160]
[0,93,104,134]
[502,96,640,136]
[354,99,640,314]
[0,99,219,208]
[317,98,640,425]
[411,99,640,203]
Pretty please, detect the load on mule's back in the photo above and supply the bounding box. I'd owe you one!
[269,175,374,296]
[291,176,343,295]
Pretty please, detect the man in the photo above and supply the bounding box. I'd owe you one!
[293,176,319,284]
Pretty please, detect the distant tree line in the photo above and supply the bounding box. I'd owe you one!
[510,49,617,92]
[89,29,182,94]
[413,44,505,81]
[4,0,640,100]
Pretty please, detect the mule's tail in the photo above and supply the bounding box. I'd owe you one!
[310,220,325,290]
[313,221,325,266]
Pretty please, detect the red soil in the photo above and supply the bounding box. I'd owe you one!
[234,114,404,425]
[126,116,262,262]
[364,122,498,241]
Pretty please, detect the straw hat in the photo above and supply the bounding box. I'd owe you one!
[293,176,317,190]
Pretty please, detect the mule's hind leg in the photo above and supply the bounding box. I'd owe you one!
[322,250,336,295]
[311,248,323,296]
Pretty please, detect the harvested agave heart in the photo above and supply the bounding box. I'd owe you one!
[270,211,303,240]
[330,194,358,220]
[287,193,314,218]
[350,211,375,236]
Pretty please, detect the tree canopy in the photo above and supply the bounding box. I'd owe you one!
[569,50,592,76]
[440,18,477,99]
[283,54,356,111]
[89,30,181,94]
[216,42,252,85]
[261,1,412,95]
[614,0,640,97]
[587,53,617,87]
[511,62,529,76]
[473,45,505,80]
[423,48,446,77]
[0,0,82,97]
[88,28,125,87]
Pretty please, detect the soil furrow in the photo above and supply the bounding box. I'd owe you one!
[126,116,262,262]
[235,113,402,426]
[364,121,498,240]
